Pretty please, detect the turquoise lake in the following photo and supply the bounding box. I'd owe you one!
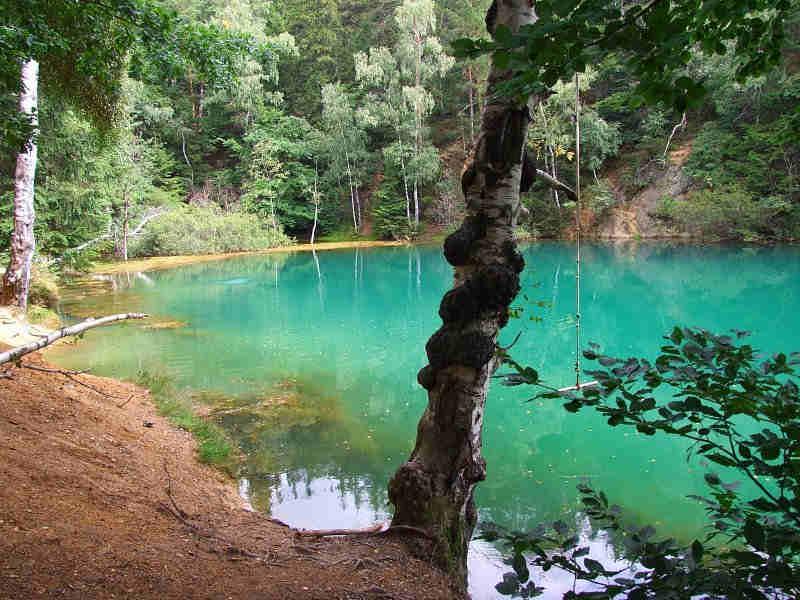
[49,242,800,597]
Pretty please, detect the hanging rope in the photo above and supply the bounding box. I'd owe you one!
[509,72,597,395]
[574,72,582,388]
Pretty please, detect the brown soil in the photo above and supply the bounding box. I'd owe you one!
[0,352,458,599]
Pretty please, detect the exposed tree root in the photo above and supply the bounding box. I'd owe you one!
[295,523,434,540]
[158,460,285,565]
[18,363,136,404]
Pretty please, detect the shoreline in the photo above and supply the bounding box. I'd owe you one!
[89,236,799,276]
[0,343,456,599]
[0,306,57,347]
[91,240,407,274]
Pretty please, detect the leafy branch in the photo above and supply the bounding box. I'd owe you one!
[491,327,800,598]
[452,0,795,111]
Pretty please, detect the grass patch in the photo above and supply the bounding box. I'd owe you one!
[136,370,238,474]
[27,305,61,328]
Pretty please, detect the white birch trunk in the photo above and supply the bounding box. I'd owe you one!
[311,161,320,245]
[397,133,412,225]
[345,150,358,232]
[388,1,536,588]
[2,59,39,312]
[413,180,420,228]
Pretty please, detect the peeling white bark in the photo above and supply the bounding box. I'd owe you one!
[2,59,39,311]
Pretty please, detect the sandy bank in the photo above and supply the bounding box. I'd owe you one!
[0,307,56,347]
[0,347,456,599]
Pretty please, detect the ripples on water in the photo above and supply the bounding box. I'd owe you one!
[50,242,800,598]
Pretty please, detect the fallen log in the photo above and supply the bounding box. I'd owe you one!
[0,313,148,366]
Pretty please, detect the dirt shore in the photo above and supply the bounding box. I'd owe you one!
[0,351,456,599]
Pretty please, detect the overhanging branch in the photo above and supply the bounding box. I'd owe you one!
[536,169,577,201]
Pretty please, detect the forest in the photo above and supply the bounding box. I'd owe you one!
[3,0,798,281]
[1,1,799,599]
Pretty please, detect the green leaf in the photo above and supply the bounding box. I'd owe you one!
[743,519,765,551]
[495,572,520,596]
[451,38,477,57]
[691,539,704,562]
[494,51,511,70]
[583,557,605,574]
[760,445,780,461]
[493,25,513,46]
[512,552,530,582]
[706,453,738,467]
[636,423,656,435]
[748,498,778,512]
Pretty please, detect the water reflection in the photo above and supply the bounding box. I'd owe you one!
[240,473,389,530]
[50,243,800,598]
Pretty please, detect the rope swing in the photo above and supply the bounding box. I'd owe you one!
[557,73,598,394]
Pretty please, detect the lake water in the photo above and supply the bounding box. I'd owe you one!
[48,242,800,598]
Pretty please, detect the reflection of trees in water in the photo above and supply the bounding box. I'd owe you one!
[54,243,800,536]
[520,243,800,372]
[213,375,396,520]
[245,469,389,523]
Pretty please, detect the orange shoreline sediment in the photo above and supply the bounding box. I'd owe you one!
[91,240,408,274]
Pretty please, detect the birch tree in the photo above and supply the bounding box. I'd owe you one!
[0,0,177,309]
[355,0,453,230]
[1,59,39,311]
[528,71,621,207]
[387,0,536,587]
[320,83,368,233]
[439,0,490,147]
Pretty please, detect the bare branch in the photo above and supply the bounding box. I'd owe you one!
[66,209,168,256]
[536,169,577,201]
[663,112,687,160]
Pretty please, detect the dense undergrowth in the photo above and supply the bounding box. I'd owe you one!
[131,206,291,257]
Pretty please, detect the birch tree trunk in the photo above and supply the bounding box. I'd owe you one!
[388,0,536,588]
[311,161,320,245]
[397,133,413,225]
[2,59,39,312]
[116,190,130,262]
[413,180,420,228]
[345,150,359,232]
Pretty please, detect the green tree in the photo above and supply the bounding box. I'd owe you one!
[271,0,345,116]
[237,110,319,236]
[355,0,454,230]
[529,70,620,209]
[0,0,174,309]
[320,82,370,233]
